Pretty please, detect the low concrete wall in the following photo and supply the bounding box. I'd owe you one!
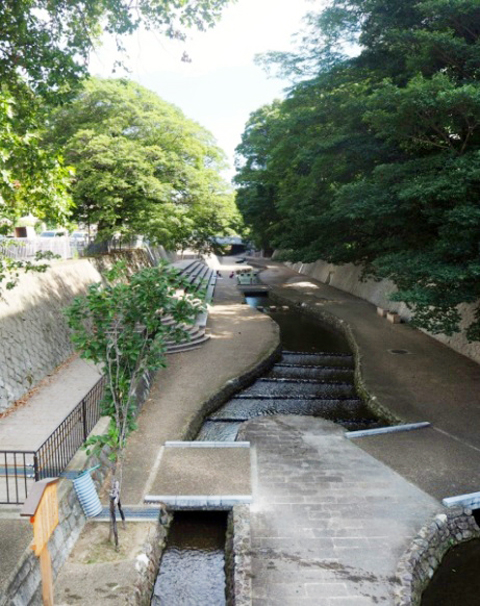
[394,507,480,606]
[284,259,480,365]
[225,505,252,606]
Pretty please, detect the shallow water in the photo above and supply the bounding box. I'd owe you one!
[152,512,227,606]
[153,296,382,605]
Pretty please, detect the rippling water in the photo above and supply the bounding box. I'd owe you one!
[152,512,227,606]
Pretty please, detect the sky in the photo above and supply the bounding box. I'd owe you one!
[89,0,321,180]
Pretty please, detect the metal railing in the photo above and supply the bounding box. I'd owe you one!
[0,367,156,505]
[0,376,106,505]
[35,377,106,481]
[0,450,36,505]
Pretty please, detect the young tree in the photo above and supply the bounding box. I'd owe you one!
[65,262,203,547]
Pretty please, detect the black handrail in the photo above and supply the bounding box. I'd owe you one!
[0,375,106,504]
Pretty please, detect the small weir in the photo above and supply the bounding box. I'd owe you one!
[152,292,384,605]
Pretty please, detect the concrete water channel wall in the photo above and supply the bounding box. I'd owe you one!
[283,258,480,365]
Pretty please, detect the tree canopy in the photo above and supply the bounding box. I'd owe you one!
[46,78,239,249]
[1,0,232,103]
[235,0,480,340]
[0,0,233,232]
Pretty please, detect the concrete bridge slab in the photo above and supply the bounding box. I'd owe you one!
[145,442,251,509]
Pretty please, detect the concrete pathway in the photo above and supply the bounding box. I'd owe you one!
[0,356,102,450]
[244,415,439,606]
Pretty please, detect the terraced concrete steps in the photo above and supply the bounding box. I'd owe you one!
[239,377,357,399]
[164,259,217,354]
[209,397,366,420]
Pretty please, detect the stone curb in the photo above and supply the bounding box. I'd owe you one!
[226,505,252,606]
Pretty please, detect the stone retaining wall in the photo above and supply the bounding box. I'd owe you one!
[0,251,151,413]
[283,258,480,365]
[394,506,480,605]
[122,518,171,606]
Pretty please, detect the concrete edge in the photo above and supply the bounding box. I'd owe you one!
[164,441,250,448]
[442,491,480,508]
[267,288,403,426]
[346,422,431,439]
[144,495,253,508]
[226,505,252,606]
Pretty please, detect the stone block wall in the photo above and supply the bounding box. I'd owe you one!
[0,251,152,413]
[283,258,480,365]
[394,506,480,606]
[0,260,101,413]
[225,505,252,606]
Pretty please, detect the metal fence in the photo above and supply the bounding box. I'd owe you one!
[0,450,36,505]
[35,377,106,481]
[0,367,156,505]
[0,376,106,505]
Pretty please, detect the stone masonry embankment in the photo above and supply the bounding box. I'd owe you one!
[395,507,480,606]
[0,251,151,413]
[283,258,480,365]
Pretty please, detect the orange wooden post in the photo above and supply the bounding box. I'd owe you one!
[39,545,54,606]
[21,478,59,606]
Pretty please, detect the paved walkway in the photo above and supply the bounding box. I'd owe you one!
[244,415,439,606]
[0,356,102,450]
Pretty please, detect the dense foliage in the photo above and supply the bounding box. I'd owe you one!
[47,78,239,249]
[235,0,480,340]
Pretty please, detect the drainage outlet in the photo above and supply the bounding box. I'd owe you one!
[388,349,411,355]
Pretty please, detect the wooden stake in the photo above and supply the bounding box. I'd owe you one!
[39,545,54,606]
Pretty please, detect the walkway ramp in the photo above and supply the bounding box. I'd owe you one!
[144,442,252,509]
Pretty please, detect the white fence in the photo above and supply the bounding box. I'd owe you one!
[0,238,79,260]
